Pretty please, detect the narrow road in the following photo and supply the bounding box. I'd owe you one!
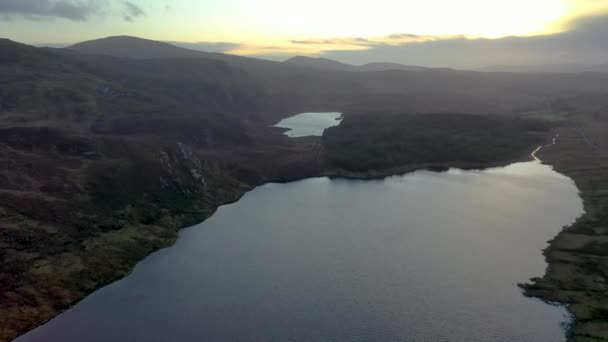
[531,133,559,162]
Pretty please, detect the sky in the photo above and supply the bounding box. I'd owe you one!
[1,0,608,68]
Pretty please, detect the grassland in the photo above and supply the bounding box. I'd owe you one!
[521,115,608,342]
[2,37,608,342]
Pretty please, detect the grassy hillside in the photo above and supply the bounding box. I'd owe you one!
[0,39,307,341]
[1,38,606,342]
[66,36,608,120]
[323,112,549,172]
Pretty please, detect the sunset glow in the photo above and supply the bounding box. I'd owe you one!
[0,0,607,58]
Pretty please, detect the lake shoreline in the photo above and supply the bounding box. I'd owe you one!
[7,132,554,342]
[0,117,564,341]
[521,125,608,342]
[15,134,580,342]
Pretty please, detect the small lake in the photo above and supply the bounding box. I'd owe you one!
[17,161,583,342]
[273,112,343,137]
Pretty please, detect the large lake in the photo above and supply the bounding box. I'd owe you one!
[17,160,583,342]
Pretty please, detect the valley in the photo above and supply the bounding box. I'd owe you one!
[0,36,608,341]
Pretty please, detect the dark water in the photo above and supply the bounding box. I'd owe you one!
[17,161,583,342]
[273,112,343,137]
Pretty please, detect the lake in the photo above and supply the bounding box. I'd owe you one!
[16,160,583,342]
[273,112,343,137]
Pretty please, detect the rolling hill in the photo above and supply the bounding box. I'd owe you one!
[283,55,433,72]
[2,36,608,342]
[65,36,608,117]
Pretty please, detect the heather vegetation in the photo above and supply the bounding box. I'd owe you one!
[1,36,608,341]
[323,113,549,172]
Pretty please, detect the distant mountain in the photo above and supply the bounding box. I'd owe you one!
[63,36,608,119]
[67,36,608,75]
[63,36,377,123]
[69,36,212,59]
[61,36,608,122]
[5,37,608,342]
[66,36,315,92]
[283,56,434,72]
[359,62,430,72]
[0,38,59,63]
[283,56,358,72]
[67,36,313,77]
[69,36,438,75]
[478,63,608,73]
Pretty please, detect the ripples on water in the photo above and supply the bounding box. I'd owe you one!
[17,161,583,342]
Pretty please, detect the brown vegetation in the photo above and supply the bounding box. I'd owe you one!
[521,117,608,342]
[1,37,608,341]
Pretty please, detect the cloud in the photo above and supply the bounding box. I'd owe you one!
[167,41,242,54]
[312,14,608,69]
[289,34,461,52]
[0,0,106,21]
[214,35,456,60]
[208,13,608,69]
[0,0,145,22]
[386,34,420,40]
[290,38,375,46]
[164,41,296,60]
[122,0,144,22]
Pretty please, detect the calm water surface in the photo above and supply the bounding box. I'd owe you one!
[17,161,583,342]
[273,112,343,137]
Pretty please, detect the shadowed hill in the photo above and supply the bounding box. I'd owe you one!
[478,63,608,73]
[283,55,432,72]
[0,38,63,64]
[323,112,549,172]
[69,36,213,59]
[70,38,431,74]
[0,39,313,341]
[359,62,431,72]
[2,38,608,342]
[284,56,358,71]
[65,36,608,122]
[68,35,290,74]
[1,39,264,125]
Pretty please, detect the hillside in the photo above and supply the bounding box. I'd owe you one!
[283,56,431,72]
[0,39,320,341]
[66,36,608,118]
[69,36,212,59]
[323,112,549,172]
[284,56,358,71]
[359,62,431,72]
[2,37,608,341]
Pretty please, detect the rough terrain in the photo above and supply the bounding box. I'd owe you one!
[523,115,608,342]
[2,37,608,341]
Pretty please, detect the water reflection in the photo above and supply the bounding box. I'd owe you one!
[273,112,342,137]
[17,161,582,342]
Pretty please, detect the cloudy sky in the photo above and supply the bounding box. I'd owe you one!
[1,0,607,68]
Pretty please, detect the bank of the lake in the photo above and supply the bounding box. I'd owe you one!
[16,159,583,342]
[522,125,608,342]
[1,113,562,342]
